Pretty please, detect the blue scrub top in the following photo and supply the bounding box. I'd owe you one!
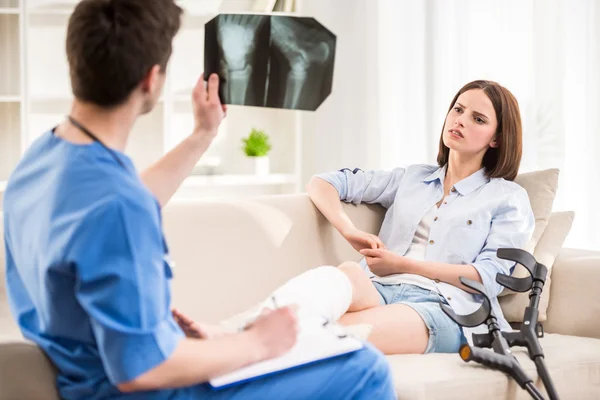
[3,129,185,399]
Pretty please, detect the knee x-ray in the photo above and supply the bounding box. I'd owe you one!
[204,14,336,111]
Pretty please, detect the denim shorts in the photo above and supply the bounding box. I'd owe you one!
[372,281,467,354]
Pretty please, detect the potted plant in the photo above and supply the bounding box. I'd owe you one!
[242,128,272,176]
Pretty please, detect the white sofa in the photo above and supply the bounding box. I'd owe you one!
[1,193,600,399]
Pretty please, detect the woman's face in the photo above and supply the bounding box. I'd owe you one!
[442,89,498,157]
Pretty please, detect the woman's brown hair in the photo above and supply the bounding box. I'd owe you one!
[437,80,523,181]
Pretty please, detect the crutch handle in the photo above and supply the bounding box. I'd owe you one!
[460,344,532,389]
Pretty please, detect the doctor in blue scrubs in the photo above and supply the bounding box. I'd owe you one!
[2,0,395,399]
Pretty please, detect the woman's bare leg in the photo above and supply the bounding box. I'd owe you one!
[338,304,429,355]
[336,261,382,312]
[222,261,382,329]
[264,260,382,321]
[231,261,429,355]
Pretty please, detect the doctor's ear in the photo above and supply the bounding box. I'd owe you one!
[489,136,498,148]
[140,65,162,94]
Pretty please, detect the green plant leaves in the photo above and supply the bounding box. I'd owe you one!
[242,128,272,157]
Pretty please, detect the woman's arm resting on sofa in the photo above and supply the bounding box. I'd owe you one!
[307,177,384,250]
[307,177,358,236]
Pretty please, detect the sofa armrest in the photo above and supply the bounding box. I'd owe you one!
[0,341,60,400]
[544,247,600,339]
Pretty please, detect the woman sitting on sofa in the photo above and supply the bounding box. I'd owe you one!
[304,79,535,355]
[180,79,535,356]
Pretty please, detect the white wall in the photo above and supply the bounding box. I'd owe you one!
[297,0,381,185]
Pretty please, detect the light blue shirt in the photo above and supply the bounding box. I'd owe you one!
[315,163,535,342]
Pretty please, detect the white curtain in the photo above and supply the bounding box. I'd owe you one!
[372,0,600,250]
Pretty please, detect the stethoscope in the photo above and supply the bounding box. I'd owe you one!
[66,115,128,170]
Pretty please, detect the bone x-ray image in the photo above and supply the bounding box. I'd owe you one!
[204,14,336,111]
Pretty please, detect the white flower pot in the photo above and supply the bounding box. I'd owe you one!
[254,156,270,176]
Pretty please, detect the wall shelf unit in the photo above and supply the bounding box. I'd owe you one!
[0,0,303,202]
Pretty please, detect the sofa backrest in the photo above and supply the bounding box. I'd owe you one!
[161,194,385,323]
[0,193,582,333]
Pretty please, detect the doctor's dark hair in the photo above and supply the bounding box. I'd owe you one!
[66,0,183,107]
[437,80,523,181]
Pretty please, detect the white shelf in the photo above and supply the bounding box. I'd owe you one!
[0,174,298,197]
[0,95,20,102]
[183,173,297,187]
[0,8,18,14]
[28,9,71,15]
[27,1,77,15]
[30,94,72,102]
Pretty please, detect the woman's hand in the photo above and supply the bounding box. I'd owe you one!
[172,308,230,340]
[342,227,385,252]
[359,248,406,276]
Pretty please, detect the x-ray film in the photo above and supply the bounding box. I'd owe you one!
[204,14,336,111]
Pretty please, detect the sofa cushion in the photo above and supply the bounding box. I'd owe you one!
[388,333,600,399]
[496,168,559,298]
[544,248,600,339]
[500,211,574,322]
[20,333,591,399]
[0,341,60,400]
[1,332,598,400]
[513,168,559,254]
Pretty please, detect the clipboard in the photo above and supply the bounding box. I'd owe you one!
[208,316,364,390]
